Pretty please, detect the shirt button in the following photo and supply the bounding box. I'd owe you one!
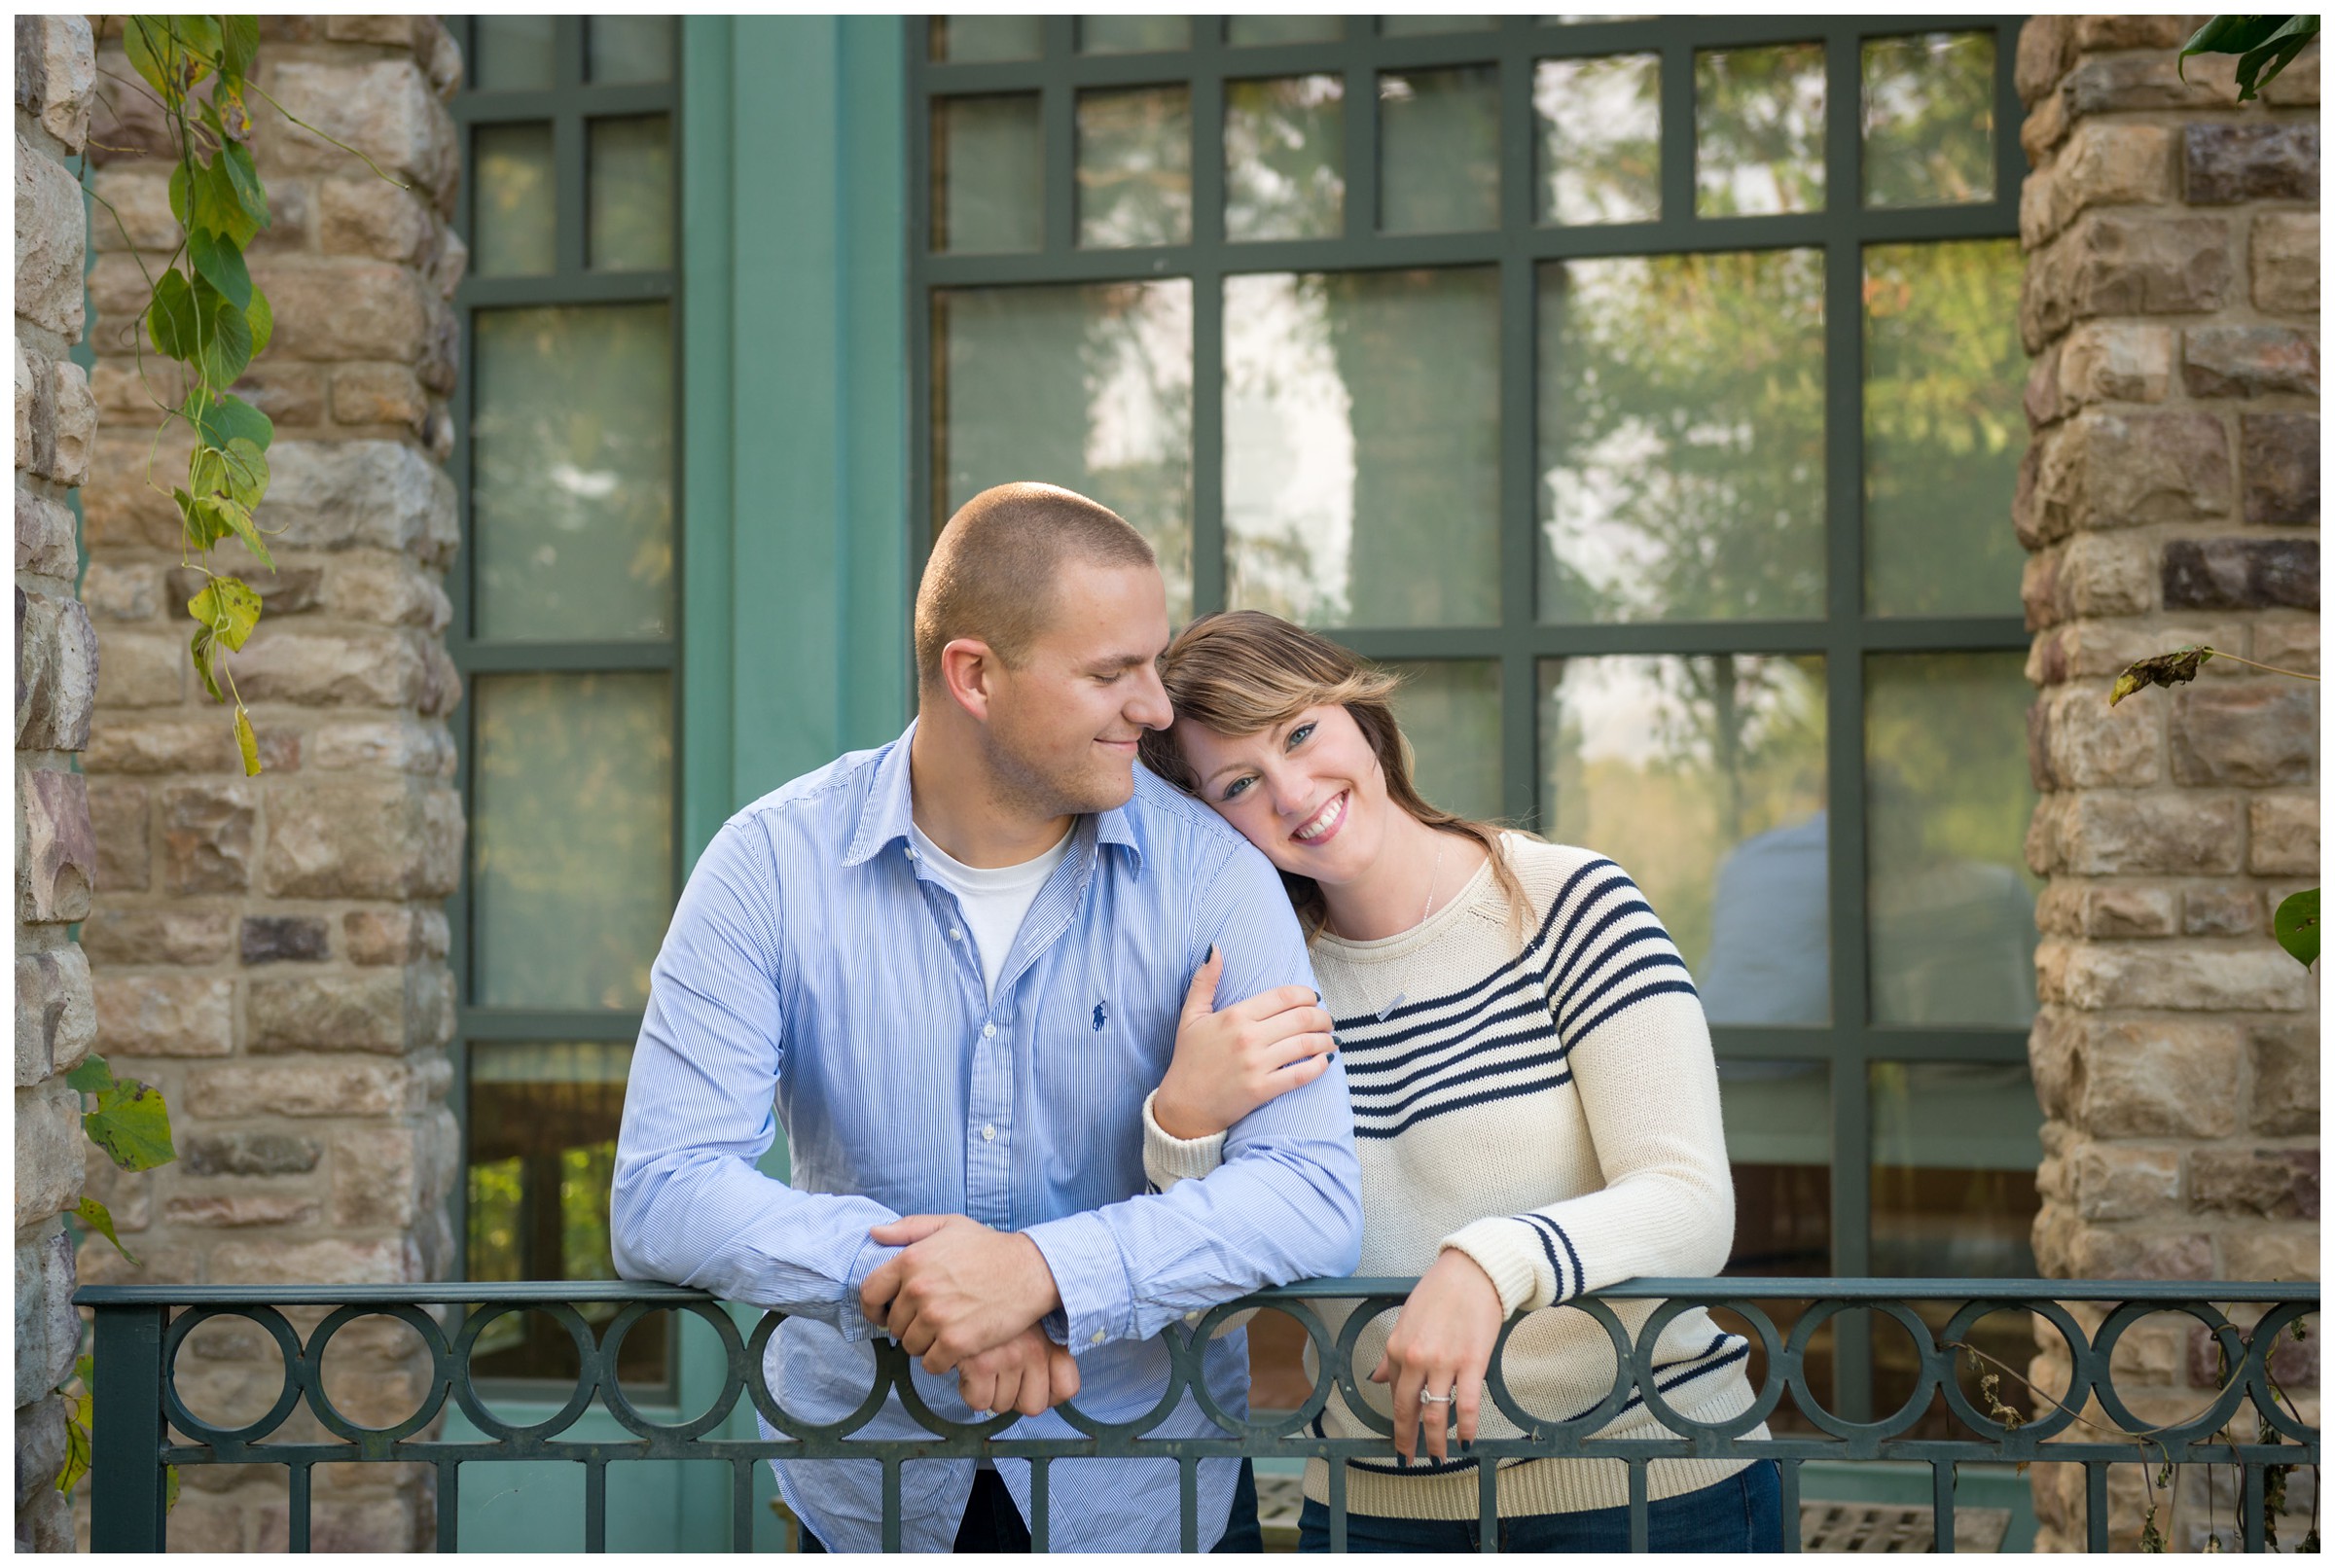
[906,846,918,860]
[981,1123,996,1142]
[950,928,963,942]
[982,1022,997,1039]
[1091,1331,1106,1346]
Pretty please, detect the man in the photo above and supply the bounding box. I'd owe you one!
[611,483,1362,1552]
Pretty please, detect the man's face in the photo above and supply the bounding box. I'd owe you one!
[981,560,1173,816]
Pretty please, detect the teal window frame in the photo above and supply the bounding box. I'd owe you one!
[907,15,2035,1422]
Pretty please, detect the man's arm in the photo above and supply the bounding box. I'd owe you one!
[609,818,903,1338]
[1022,839,1362,1352]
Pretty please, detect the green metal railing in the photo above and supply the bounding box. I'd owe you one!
[79,1276,2317,1553]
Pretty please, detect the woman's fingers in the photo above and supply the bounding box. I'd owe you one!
[1264,1031,1338,1073]
[1419,1362,1459,1462]
[1225,983,1324,1026]
[1177,946,1225,1023]
[1388,1361,1425,1463]
[1455,1363,1486,1448]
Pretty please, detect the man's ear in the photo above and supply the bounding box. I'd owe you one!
[939,637,1000,722]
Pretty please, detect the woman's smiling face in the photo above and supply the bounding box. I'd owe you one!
[1173,703,1393,886]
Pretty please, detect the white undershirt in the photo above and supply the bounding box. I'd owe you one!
[908,820,1075,1001]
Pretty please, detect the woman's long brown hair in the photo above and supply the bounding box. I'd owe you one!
[1139,611,1535,943]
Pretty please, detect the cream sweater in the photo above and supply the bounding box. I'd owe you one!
[1143,835,1763,1519]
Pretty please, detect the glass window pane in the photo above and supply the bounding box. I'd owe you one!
[929,17,1043,62]
[934,94,1044,254]
[1385,660,1502,824]
[1078,86,1192,248]
[1696,42,1826,216]
[1534,53,1660,225]
[1226,75,1346,243]
[934,282,1194,621]
[1380,67,1500,233]
[472,304,675,640]
[472,674,674,1011]
[587,17,674,85]
[467,1043,665,1382]
[1225,268,1500,629]
[472,124,555,278]
[1080,16,1189,53]
[1864,240,2027,617]
[472,16,554,91]
[1865,653,2039,1029]
[1231,16,1344,45]
[1862,32,1996,209]
[1539,655,1828,1024]
[1716,1056,1831,1434]
[588,116,672,272]
[1538,250,1826,623]
[1384,16,1496,34]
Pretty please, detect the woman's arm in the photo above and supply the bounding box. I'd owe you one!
[1143,945,1337,1186]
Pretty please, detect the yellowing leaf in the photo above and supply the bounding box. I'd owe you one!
[234,707,261,776]
[74,1196,139,1266]
[83,1073,176,1172]
[187,577,262,651]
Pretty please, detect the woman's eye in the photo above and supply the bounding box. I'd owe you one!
[1222,776,1252,802]
[1287,723,1315,750]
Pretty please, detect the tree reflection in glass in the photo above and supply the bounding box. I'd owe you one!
[1226,75,1345,242]
[1224,268,1500,628]
[1861,32,1995,210]
[1539,655,1827,1022]
[1538,250,1826,624]
[934,281,1194,621]
[1695,42,1826,216]
[1383,660,1502,824]
[1533,53,1660,225]
[1077,86,1193,248]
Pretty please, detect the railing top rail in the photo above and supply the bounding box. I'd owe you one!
[73,1275,2322,1307]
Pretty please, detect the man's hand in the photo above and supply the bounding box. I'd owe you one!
[953,1324,1083,1416]
[1369,1248,1503,1464]
[860,1214,1064,1372]
[1152,947,1337,1140]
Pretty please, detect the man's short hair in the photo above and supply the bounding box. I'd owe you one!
[915,483,1157,686]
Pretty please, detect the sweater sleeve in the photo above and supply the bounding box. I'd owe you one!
[1140,1087,1228,1193]
[1440,863,1733,1317]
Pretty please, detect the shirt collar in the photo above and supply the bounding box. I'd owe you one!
[843,718,1148,879]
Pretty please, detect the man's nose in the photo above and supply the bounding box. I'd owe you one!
[1129,663,1172,731]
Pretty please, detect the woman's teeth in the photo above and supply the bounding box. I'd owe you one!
[1294,792,1346,841]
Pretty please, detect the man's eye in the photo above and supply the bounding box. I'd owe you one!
[1287,723,1315,749]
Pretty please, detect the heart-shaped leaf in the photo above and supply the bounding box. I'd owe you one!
[2274,887,2318,969]
[189,229,252,312]
[188,577,263,651]
[74,1196,140,1266]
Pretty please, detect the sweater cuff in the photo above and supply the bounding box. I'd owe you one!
[1141,1088,1227,1191]
[1440,1217,1557,1318]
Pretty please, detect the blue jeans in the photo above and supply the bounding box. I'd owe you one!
[1297,1461,1783,1553]
[798,1459,1263,1553]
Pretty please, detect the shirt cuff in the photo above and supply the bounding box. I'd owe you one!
[1023,1210,1130,1354]
[1141,1088,1228,1191]
[1440,1217,1556,1318]
[835,1235,905,1343]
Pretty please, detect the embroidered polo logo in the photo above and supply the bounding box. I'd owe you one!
[1093,1002,1108,1031]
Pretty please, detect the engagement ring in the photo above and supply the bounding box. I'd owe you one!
[1419,1391,1454,1404]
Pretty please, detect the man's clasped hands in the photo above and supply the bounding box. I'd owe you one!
[859,1214,1082,1417]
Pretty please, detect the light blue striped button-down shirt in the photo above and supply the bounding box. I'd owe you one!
[611,723,1363,1552]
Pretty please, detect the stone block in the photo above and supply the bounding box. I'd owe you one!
[15,588,99,751]
[247,970,413,1053]
[2191,1150,2318,1221]
[14,1077,83,1231]
[310,1494,422,1555]
[2037,939,2312,1013]
[264,441,458,562]
[2241,413,2319,526]
[2183,327,2319,399]
[2072,1143,2182,1223]
[79,427,190,551]
[2070,15,2188,51]
[231,625,432,708]
[2023,215,2231,350]
[262,777,462,900]
[343,908,447,965]
[2022,121,2174,249]
[2067,1229,2216,1282]
[241,915,331,965]
[17,16,95,151]
[2250,1022,2318,1136]
[2181,886,2261,937]
[15,129,87,339]
[254,259,428,363]
[2023,533,2157,628]
[2247,794,2317,874]
[13,945,93,1088]
[49,359,92,485]
[2072,1016,2245,1138]
[2221,1229,2320,1282]
[2064,885,2180,939]
[332,1125,421,1228]
[318,177,435,263]
[2026,619,2249,688]
[2025,411,2230,543]
[2254,617,2318,675]
[81,906,235,967]
[87,164,176,250]
[2014,16,2068,106]
[164,1192,323,1228]
[2066,52,2240,115]
[310,718,457,775]
[2185,123,2320,204]
[2054,321,2174,417]
[14,1221,77,1408]
[160,779,257,894]
[93,629,186,708]
[223,360,327,429]
[331,364,430,431]
[208,1235,419,1288]
[92,972,234,1057]
[2162,537,2317,611]
[2251,212,2319,314]
[83,713,241,775]
[2028,683,2159,788]
[2168,684,2317,786]
[76,561,160,624]
[86,775,149,892]
[18,767,93,923]
[182,1130,325,1178]
[14,483,77,580]
[184,1060,413,1119]
[265,58,452,191]
[165,564,325,619]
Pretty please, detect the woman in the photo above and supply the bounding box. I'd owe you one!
[1136,611,1781,1554]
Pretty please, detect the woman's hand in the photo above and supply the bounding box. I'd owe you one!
[1152,947,1338,1140]
[1369,1249,1504,1464]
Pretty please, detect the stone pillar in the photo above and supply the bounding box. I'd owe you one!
[77,15,465,1552]
[15,16,99,1553]
[2015,17,2319,1552]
